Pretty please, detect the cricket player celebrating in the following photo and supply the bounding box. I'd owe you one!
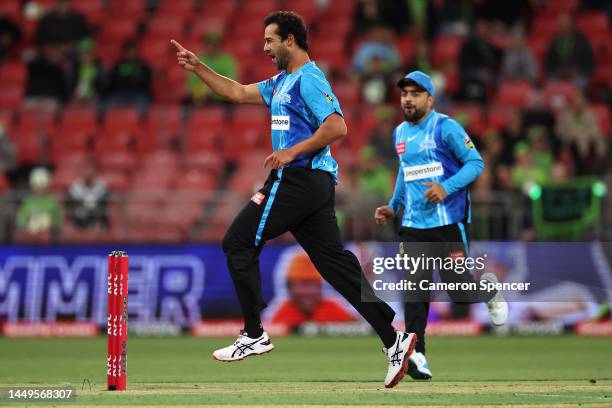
[375,71,508,380]
[173,11,416,388]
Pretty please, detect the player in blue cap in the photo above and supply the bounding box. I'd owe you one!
[375,70,508,380]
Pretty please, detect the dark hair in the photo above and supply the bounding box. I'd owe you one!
[264,11,309,52]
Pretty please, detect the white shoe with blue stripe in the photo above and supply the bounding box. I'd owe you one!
[212,331,274,362]
[407,351,433,380]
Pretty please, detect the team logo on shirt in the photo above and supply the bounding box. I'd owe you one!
[464,135,474,149]
[251,192,266,205]
[277,92,291,104]
[418,140,437,152]
[271,115,290,130]
[396,142,406,154]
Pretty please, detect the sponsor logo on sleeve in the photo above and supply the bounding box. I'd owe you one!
[403,162,444,181]
[464,135,474,149]
[323,91,334,103]
[251,192,266,205]
[396,142,406,154]
[271,115,290,130]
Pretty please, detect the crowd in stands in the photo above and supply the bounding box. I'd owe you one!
[0,0,610,243]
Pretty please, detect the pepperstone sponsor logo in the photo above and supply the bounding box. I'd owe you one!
[402,162,444,181]
[271,115,290,130]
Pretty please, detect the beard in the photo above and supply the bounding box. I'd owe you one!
[275,55,289,71]
[402,105,427,123]
[273,49,290,71]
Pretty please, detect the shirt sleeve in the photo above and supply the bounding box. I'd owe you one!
[388,128,406,212]
[440,118,485,195]
[299,73,343,127]
[256,74,279,108]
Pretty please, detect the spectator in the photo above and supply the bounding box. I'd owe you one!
[499,108,526,165]
[475,0,533,31]
[525,126,554,177]
[439,0,475,35]
[352,26,400,77]
[16,167,62,241]
[357,146,392,199]
[353,0,384,36]
[352,26,400,103]
[481,129,505,188]
[25,46,70,111]
[34,0,89,47]
[510,141,549,190]
[0,123,16,175]
[407,41,433,75]
[368,107,397,169]
[404,0,438,39]
[458,19,502,102]
[185,32,238,106]
[353,0,404,36]
[73,38,103,102]
[544,14,595,88]
[65,161,110,230]
[510,126,565,191]
[556,93,607,174]
[103,40,152,111]
[0,12,22,62]
[500,27,538,83]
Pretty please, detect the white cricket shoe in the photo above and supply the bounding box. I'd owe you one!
[482,272,509,326]
[383,331,417,388]
[212,331,274,362]
[407,351,432,380]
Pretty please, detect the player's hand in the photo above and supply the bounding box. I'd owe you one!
[423,182,447,203]
[171,39,199,71]
[375,205,395,225]
[263,148,296,169]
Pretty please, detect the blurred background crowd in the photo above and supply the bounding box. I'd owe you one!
[0,0,610,244]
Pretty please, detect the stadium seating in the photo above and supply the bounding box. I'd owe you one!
[542,81,578,112]
[576,11,609,38]
[431,35,464,68]
[496,81,535,108]
[96,16,139,45]
[156,0,195,18]
[0,85,23,110]
[283,0,319,23]
[0,1,20,20]
[72,0,104,25]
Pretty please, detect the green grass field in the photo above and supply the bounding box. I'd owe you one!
[0,336,611,406]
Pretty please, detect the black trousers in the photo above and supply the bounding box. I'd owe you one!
[399,222,494,354]
[222,167,397,346]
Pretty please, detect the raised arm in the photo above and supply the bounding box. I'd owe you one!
[171,39,264,105]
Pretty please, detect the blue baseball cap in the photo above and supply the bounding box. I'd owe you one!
[397,70,435,97]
